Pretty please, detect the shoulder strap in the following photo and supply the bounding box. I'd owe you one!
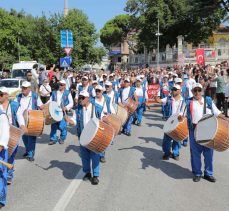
[203,97,206,115]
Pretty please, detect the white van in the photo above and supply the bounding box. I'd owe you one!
[11,61,46,79]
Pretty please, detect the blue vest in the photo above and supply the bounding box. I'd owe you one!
[17,92,38,110]
[168,81,174,90]
[186,96,213,129]
[103,91,119,105]
[159,82,169,98]
[52,90,70,107]
[110,80,118,90]
[91,96,111,117]
[78,85,93,97]
[9,100,20,127]
[119,86,136,102]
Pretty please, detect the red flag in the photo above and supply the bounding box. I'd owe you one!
[212,50,216,58]
[147,84,160,104]
[196,48,205,65]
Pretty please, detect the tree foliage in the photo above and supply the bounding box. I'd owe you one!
[125,0,228,51]
[0,8,105,69]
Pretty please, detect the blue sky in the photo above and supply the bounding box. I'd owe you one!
[0,0,127,31]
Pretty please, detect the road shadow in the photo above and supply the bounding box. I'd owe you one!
[15,146,26,160]
[65,144,80,157]
[37,134,50,144]
[67,125,77,136]
[139,136,162,147]
[146,123,164,129]
[119,146,192,180]
[38,160,81,180]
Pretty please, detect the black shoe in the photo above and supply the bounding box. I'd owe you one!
[7,178,12,185]
[183,143,188,147]
[0,203,4,209]
[172,155,180,161]
[91,176,99,185]
[48,141,56,145]
[137,123,141,126]
[100,157,106,163]
[83,173,92,181]
[126,133,131,136]
[26,157,34,162]
[23,152,28,158]
[162,155,170,160]
[203,175,216,183]
[193,175,201,182]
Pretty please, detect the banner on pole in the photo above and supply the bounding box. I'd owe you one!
[147,84,160,104]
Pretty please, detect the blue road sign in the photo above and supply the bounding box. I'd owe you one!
[61,30,73,48]
[60,56,72,68]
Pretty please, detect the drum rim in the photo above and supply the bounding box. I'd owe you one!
[49,101,63,122]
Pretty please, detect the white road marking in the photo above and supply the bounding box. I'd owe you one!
[52,168,84,211]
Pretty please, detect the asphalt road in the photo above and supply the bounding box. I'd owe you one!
[4,105,229,211]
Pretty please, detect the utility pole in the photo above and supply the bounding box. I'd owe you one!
[18,36,20,62]
[155,18,162,69]
[64,0,69,17]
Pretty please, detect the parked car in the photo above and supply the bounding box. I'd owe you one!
[0,78,25,99]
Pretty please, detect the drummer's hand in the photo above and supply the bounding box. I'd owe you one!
[39,105,44,110]
[20,125,28,134]
[178,115,184,122]
[62,107,68,112]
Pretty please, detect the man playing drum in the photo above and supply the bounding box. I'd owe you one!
[184,83,227,182]
[133,76,148,126]
[48,80,73,145]
[15,81,43,161]
[91,85,112,163]
[0,87,26,185]
[119,78,138,136]
[0,108,10,208]
[66,90,103,185]
[157,84,186,160]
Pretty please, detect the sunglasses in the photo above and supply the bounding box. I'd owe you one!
[193,89,202,93]
[105,85,110,88]
[79,96,86,100]
[95,89,102,93]
[59,84,65,86]
[172,88,178,91]
[27,75,32,77]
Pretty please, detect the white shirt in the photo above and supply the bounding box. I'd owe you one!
[161,96,185,115]
[191,97,221,124]
[54,90,73,111]
[75,85,90,100]
[39,84,52,97]
[186,78,196,98]
[106,91,116,114]
[119,86,132,103]
[135,87,148,100]
[0,112,10,149]
[16,91,43,113]
[95,96,107,117]
[0,103,25,126]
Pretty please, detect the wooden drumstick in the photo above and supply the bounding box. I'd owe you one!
[0,160,13,169]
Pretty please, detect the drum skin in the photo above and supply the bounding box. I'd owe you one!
[24,110,44,136]
[195,116,229,152]
[8,125,23,157]
[102,114,122,136]
[116,105,128,126]
[82,120,114,154]
[164,115,189,142]
[125,98,138,114]
[43,102,63,125]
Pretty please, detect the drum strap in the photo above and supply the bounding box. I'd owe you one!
[203,97,206,115]
[91,104,94,119]
[27,97,32,111]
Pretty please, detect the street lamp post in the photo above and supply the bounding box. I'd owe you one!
[64,0,69,17]
[155,18,162,69]
[18,36,20,62]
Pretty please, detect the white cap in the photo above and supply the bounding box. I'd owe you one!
[109,73,115,77]
[124,78,130,82]
[172,84,181,90]
[59,80,66,85]
[175,78,183,83]
[92,80,98,84]
[136,76,142,82]
[79,90,89,97]
[22,81,31,88]
[105,81,112,86]
[140,75,144,79]
[168,72,172,75]
[82,76,89,80]
[0,87,8,94]
[102,73,108,77]
[163,75,168,78]
[173,73,178,77]
[95,85,104,91]
[192,83,203,90]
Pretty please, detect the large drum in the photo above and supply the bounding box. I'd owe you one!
[80,118,114,154]
[24,110,44,136]
[163,114,189,142]
[115,105,128,126]
[102,114,122,136]
[195,114,229,152]
[43,101,63,125]
[8,125,23,157]
[125,98,138,114]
